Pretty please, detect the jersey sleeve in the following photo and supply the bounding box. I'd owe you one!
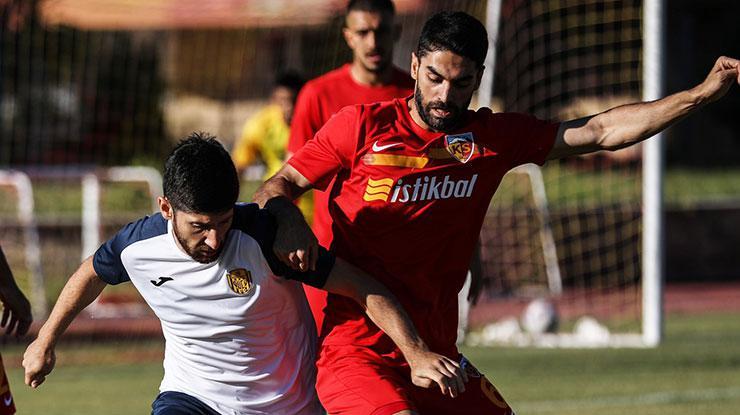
[93,214,168,285]
[287,105,359,191]
[233,204,336,288]
[288,82,324,155]
[488,112,559,167]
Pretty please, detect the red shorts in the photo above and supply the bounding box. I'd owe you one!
[316,345,514,415]
[0,355,16,415]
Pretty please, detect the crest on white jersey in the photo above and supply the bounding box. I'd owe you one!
[444,132,475,163]
[226,268,253,295]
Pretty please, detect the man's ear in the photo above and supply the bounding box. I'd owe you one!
[474,65,485,91]
[410,52,419,80]
[158,197,173,220]
[342,27,355,50]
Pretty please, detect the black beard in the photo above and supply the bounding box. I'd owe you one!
[173,224,220,264]
[414,84,465,133]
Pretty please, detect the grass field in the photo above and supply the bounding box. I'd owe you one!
[3,312,739,414]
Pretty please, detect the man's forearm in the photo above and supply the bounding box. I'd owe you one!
[553,56,738,160]
[254,173,309,223]
[323,258,428,355]
[36,257,107,346]
[593,87,703,151]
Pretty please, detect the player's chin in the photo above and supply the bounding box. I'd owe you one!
[192,250,220,264]
[364,59,389,73]
[429,116,459,132]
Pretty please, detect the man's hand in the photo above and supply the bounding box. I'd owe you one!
[22,339,56,388]
[0,246,33,337]
[0,285,32,337]
[695,56,740,105]
[265,196,319,271]
[406,349,468,398]
[254,164,318,271]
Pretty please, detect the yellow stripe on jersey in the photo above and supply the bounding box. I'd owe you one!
[363,192,390,202]
[362,154,429,168]
[367,177,395,187]
[427,148,454,159]
[363,177,393,202]
[364,186,392,195]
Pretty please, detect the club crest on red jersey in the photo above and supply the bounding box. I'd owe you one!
[226,268,253,295]
[444,132,475,163]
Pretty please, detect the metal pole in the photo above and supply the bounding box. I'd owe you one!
[642,0,665,347]
[479,0,503,109]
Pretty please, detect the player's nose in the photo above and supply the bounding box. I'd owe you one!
[204,229,221,250]
[438,82,452,103]
[366,31,377,49]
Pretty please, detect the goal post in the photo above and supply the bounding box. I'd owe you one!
[641,0,666,347]
[469,0,665,348]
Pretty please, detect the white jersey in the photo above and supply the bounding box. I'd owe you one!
[93,203,334,414]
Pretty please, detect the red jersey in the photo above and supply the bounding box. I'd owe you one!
[288,64,414,247]
[0,355,15,415]
[289,97,558,354]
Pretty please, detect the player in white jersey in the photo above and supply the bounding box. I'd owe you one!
[21,133,467,415]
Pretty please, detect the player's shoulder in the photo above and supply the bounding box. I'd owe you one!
[231,203,277,241]
[357,97,403,116]
[470,107,543,126]
[304,65,351,92]
[116,213,168,246]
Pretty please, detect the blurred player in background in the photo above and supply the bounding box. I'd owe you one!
[288,0,414,331]
[22,133,464,415]
[232,71,305,180]
[255,10,739,415]
[0,245,33,415]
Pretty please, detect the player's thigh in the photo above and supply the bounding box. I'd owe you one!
[151,391,220,415]
[316,346,416,415]
[413,356,515,415]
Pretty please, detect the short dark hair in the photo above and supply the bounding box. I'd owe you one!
[346,0,395,16]
[416,11,488,68]
[275,71,305,95]
[163,132,239,214]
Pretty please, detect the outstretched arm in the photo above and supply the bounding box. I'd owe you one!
[323,258,469,398]
[548,56,739,160]
[22,257,107,388]
[0,246,32,337]
[254,164,318,272]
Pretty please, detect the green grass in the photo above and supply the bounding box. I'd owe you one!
[461,313,740,414]
[3,313,740,414]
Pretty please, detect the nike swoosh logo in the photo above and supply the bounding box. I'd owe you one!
[3,396,12,406]
[372,141,402,152]
[150,277,174,287]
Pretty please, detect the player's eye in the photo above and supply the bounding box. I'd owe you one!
[428,75,442,83]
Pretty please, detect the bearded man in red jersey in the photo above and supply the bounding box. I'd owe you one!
[256,11,739,415]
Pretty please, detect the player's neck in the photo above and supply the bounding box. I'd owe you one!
[349,62,393,87]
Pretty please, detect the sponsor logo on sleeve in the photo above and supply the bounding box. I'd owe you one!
[444,132,475,163]
[226,268,253,295]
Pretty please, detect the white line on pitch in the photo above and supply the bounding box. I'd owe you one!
[515,386,740,412]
